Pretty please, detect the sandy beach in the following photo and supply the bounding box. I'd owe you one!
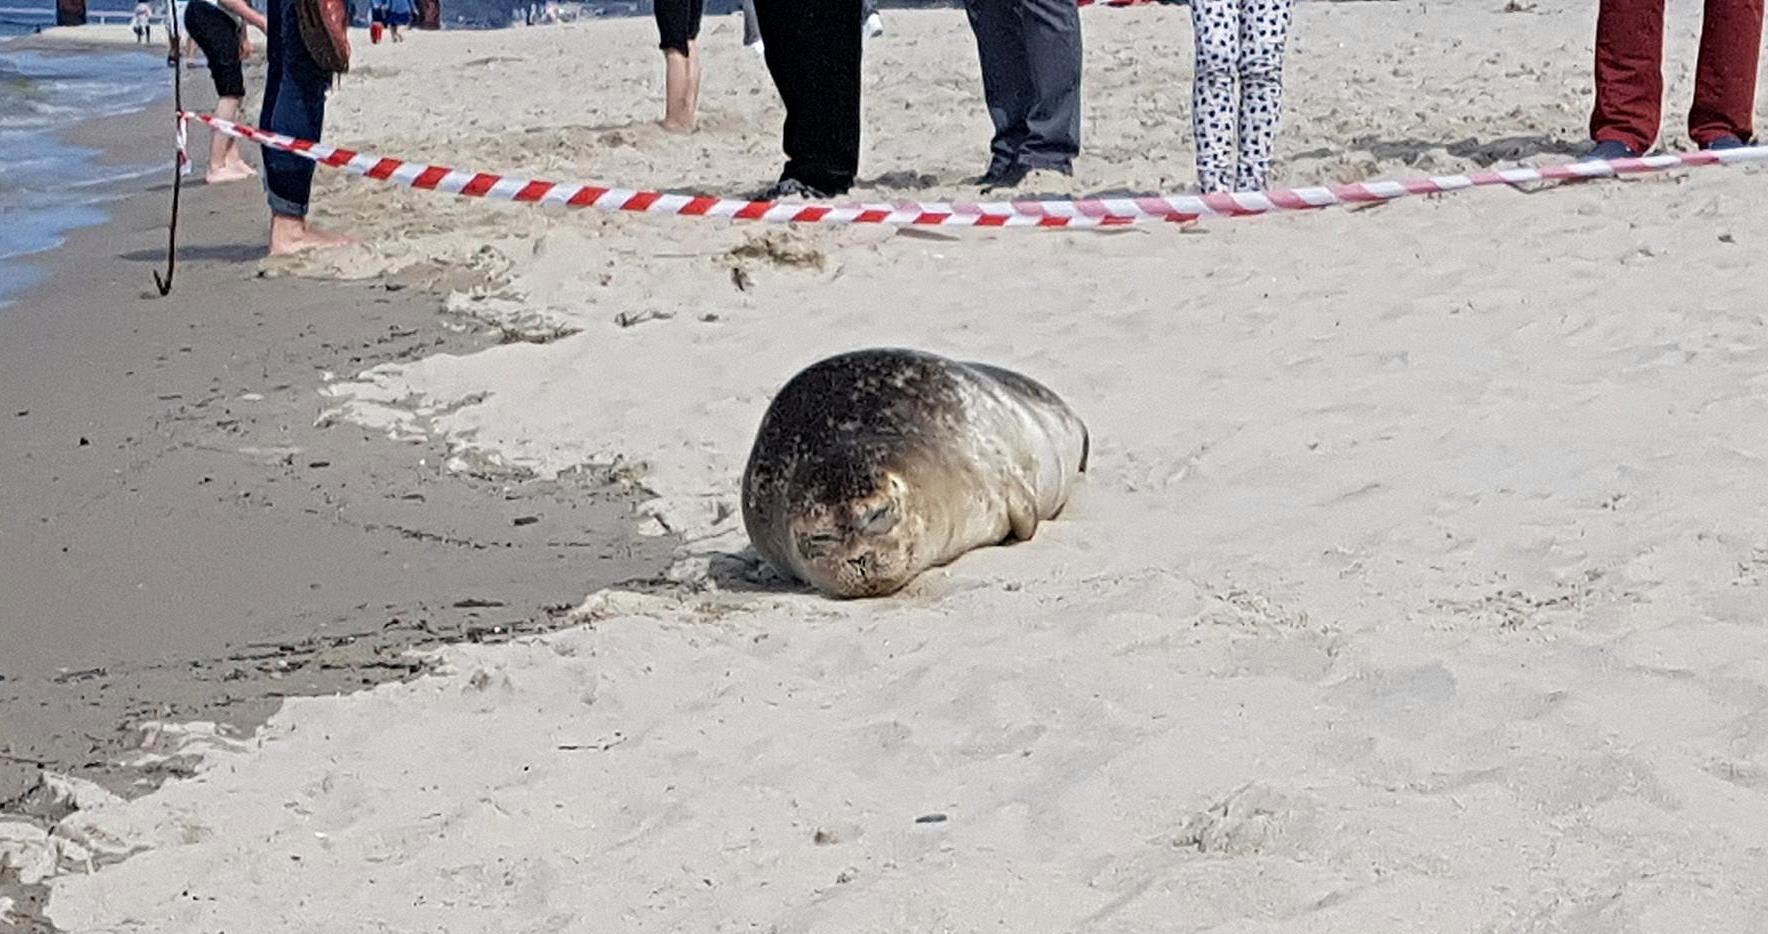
[7,1,1768,931]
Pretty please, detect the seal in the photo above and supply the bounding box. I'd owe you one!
[740,347,1089,598]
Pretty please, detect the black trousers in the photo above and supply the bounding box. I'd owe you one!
[752,0,863,194]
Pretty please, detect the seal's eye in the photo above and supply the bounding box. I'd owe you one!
[860,504,897,535]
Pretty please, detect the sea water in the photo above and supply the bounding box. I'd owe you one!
[0,34,167,308]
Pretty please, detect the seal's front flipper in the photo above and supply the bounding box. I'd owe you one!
[1006,484,1039,542]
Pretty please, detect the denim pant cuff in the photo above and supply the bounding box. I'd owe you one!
[266,187,308,218]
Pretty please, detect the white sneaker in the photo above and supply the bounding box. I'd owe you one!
[747,38,764,56]
[864,12,883,37]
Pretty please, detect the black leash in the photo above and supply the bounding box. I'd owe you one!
[153,1,186,296]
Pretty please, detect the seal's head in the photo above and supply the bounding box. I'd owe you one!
[787,453,918,598]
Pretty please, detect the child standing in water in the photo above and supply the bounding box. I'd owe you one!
[1189,0,1292,193]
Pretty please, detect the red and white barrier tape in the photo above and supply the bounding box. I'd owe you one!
[187,111,1768,227]
[176,112,191,177]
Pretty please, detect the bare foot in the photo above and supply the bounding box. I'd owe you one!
[225,155,259,177]
[268,215,358,255]
[205,163,256,184]
[659,118,695,134]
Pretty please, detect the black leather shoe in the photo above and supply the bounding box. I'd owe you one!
[975,162,1029,192]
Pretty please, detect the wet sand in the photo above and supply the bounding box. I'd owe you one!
[0,82,674,813]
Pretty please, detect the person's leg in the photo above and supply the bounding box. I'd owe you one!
[657,0,688,128]
[262,0,351,253]
[687,0,704,119]
[258,0,281,126]
[753,0,861,194]
[741,0,760,47]
[656,0,700,130]
[660,49,694,130]
[965,0,1033,179]
[1590,0,1664,153]
[1015,0,1083,172]
[1232,0,1290,191]
[688,38,702,113]
[186,4,251,182]
[1688,0,1763,145]
[210,96,257,179]
[1190,0,1239,192]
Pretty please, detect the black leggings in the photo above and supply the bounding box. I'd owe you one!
[653,0,704,56]
[185,2,245,98]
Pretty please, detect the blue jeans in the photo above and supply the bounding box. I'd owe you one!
[964,0,1083,175]
[260,0,330,218]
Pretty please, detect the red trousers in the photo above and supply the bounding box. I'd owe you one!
[1591,0,1765,150]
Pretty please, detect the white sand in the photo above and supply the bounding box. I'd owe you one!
[32,3,1768,931]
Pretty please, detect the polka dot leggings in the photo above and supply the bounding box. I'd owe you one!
[1190,0,1292,193]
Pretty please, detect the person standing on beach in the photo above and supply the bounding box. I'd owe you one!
[1584,0,1763,158]
[1189,0,1292,192]
[182,0,266,183]
[261,0,353,253]
[385,0,413,40]
[742,0,880,55]
[750,0,863,198]
[653,0,703,131]
[963,0,1084,191]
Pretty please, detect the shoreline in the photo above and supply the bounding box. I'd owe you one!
[0,53,674,829]
[0,36,166,308]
